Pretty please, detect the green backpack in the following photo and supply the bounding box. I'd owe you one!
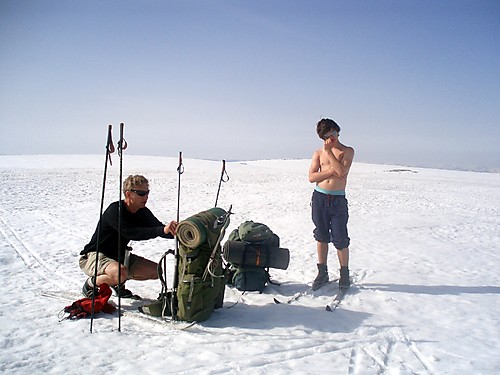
[175,208,230,322]
[226,221,280,293]
[230,221,280,246]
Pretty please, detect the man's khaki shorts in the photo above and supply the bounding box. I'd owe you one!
[79,252,143,279]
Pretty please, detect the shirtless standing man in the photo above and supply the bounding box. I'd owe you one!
[308,118,355,290]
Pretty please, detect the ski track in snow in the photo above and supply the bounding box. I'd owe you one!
[1,155,499,374]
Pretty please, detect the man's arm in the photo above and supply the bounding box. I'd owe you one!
[308,150,337,183]
[340,147,355,176]
[137,208,176,239]
[326,146,354,178]
[106,205,173,240]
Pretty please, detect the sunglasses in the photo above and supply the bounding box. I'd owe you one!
[130,189,150,197]
[323,130,338,140]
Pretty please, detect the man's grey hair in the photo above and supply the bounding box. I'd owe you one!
[123,175,149,194]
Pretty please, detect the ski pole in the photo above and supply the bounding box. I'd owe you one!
[90,124,114,333]
[171,151,184,320]
[214,160,229,207]
[117,122,127,332]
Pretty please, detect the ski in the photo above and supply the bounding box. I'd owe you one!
[111,290,143,300]
[273,278,339,304]
[325,287,348,311]
[41,288,143,301]
[311,278,340,291]
[41,289,145,306]
[274,292,304,304]
[40,289,81,301]
[40,290,195,330]
[121,309,197,331]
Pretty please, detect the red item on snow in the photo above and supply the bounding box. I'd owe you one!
[62,283,116,320]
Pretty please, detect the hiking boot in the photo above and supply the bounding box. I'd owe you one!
[339,266,350,289]
[82,278,95,298]
[111,283,134,298]
[312,263,329,290]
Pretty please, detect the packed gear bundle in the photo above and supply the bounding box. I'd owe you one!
[175,207,231,322]
[224,221,290,293]
[142,207,232,322]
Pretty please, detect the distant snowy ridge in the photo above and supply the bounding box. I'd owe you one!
[1,154,498,173]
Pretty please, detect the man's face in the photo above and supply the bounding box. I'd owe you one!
[323,130,338,141]
[128,183,150,210]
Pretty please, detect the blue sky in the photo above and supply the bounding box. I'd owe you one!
[1,1,499,171]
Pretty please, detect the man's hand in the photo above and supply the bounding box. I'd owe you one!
[323,138,334,151]
[164,220,178,235]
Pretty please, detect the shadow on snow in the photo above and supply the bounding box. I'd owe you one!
[360,283,500,295]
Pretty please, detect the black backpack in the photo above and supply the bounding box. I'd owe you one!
[224,221,289,293]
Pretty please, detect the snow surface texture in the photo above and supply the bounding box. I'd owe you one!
[0,155,499,374]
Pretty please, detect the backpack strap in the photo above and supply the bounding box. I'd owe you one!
[267,272,281,286]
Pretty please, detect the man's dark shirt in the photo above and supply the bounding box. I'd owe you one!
[81,201,173,262]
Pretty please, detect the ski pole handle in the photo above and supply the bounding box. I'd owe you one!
[214,159,229,207]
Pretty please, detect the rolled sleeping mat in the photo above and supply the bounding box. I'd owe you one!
[177,207,228,248]
[223,240,290,270]
[177,219,206,248]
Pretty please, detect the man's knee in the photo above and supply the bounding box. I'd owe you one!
[143,261,159,279]
[333,237,350,250]
[128,258,158,280]
[104,262,128,284]
[313,228,330,244]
